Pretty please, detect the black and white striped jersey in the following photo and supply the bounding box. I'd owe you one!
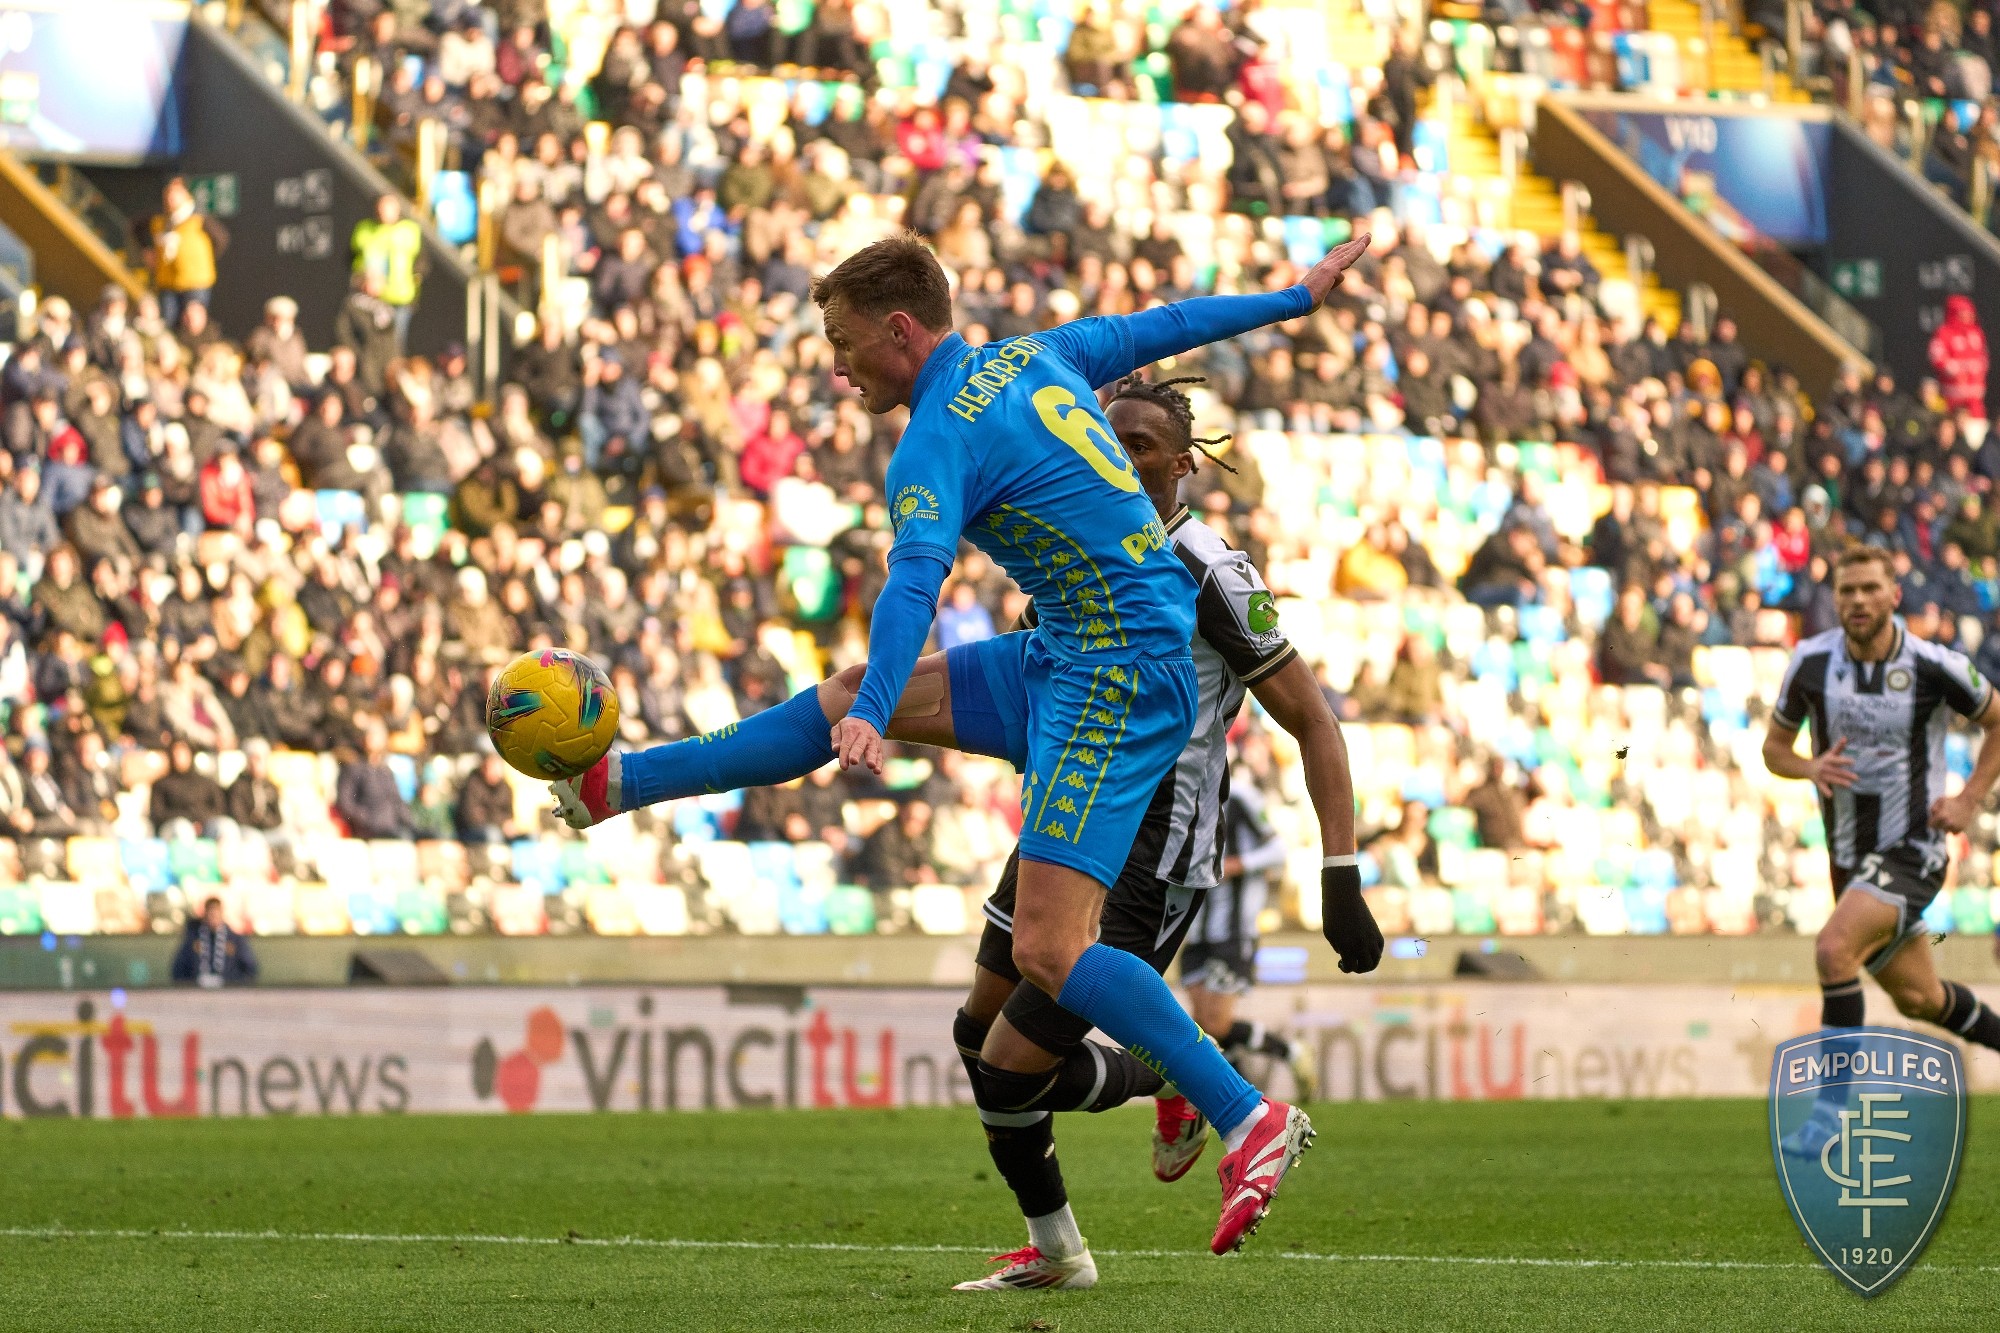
[1773,622,1993,871]
[1017,507,1295,890]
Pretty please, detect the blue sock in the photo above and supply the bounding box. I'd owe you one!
[1057,943,1262,1135]
[620,688,835,807]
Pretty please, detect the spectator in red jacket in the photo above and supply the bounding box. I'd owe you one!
[737,408,804,499]
[199,444,256,535]
[1929,294,1989,420]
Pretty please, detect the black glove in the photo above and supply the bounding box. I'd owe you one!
[1322,861,1383,974]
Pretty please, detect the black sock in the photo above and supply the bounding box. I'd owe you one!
[1053,1040,1167,1111]
[1821,979,1864,1027]
[1940,980,2000,1051]
[973,1059,1068,1219]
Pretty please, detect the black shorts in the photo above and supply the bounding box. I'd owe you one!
[1180,878,1258,995]
[976,847,1207,981]
[1832,843,1947,974]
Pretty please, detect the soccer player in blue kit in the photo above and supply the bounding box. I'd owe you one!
[553,231,1378,1253]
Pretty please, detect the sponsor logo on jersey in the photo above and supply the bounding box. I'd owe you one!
[892,485,941,528]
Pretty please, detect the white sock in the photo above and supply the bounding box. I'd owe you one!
[1220,1100,1269,1154]
[1025,1205,1085,1260]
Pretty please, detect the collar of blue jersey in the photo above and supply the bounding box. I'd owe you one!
[909,332,970,413]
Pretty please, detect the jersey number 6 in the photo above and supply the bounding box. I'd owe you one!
[1033,386,1141,494]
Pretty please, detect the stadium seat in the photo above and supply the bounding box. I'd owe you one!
[168,839,221,887]
[1409,886,1457,936]
[66,837,123,886]
[346,882,400,936]
[314,489,367,539]
[243,881,298,936]
[1704,890,1757,935]
[911,884,969,936]
[1665,887,1707,935]
[825,884,877,935]
[1494,886,1543,935]
[395,884,448,935]
[0,886,43,935]
[585,885,640,935]
[92,885,147,935]
[1364,887,1413,935]
[416,840,471,890]
[559,841,610,887]
[1452,887,1498,935]
[1924,891,1956,937]
[631,885,690,936]
[293,883,350,935]
[490,885,548,936]
[1622,886,1670,935]
[511,840,565,894]
[1574,888,1629,936]
[38,882,97,935]
[120,839,172,894]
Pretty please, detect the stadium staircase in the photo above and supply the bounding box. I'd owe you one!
[1431,91,1683,331]
[1644,0,1808,103]
[0,150,145,310]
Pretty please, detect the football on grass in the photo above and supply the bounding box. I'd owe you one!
[486,648,618,781]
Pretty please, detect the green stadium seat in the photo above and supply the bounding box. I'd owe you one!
[0,886,44,935]
[168,839,221,886]
[1427,806,1478,849]
[395,884,448,936]
[826,884,876,935]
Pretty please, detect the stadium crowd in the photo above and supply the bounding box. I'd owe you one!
[1,0,1998,941]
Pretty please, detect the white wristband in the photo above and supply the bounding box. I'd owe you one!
[1322,854,1359,869]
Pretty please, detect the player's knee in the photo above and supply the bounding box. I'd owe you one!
[1010,931,1083,996]
[1813,931,1858,981]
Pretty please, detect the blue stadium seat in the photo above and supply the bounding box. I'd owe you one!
[1569,566,1615,630]
[1623,886,1670,935]
[671,801,720,844]
[1517,604,1566,645]
[779,879,829,935]
[1401,768,1447,809]
[315,490,367,539]
[1923,891,1955,937]
[347,884,399,936]
[387,754,419,805]
[1948,733,1973,780]
[510,840,564,894]
[120,839,172,894]
[1631,849,1678,889]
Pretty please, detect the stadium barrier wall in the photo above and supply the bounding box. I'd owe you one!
[1823,116,2000,414]
[168,20,492,356]
[1532,95,1867,394]
[5,982,1996,1119]
[12,931,1998,990]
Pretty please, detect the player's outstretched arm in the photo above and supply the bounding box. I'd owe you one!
[1932,690,2000,832]
[838,548,954,774]
[1251,655,1381,974]
[1048,236,1373,388]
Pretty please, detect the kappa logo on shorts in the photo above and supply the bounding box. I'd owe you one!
[1769,1027,1965,1297]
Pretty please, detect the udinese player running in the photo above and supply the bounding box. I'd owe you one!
[552,232,1378,1251]
[948,375,1378,1291]
[1763,545,2000,1155]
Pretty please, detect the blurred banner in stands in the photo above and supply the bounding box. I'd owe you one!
[4,982,1997,1118]
[0,0,190,163]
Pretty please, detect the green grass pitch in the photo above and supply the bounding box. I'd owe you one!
[5,1099,1998,1331]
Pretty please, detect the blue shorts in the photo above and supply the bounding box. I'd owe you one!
[946,630,1198,888]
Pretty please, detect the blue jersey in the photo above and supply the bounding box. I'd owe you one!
[886,322,1195,664]
[846,286,1312,736]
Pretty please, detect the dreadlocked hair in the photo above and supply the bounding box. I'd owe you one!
[1107,373,1238,474]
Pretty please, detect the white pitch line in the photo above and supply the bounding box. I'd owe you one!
[3,1226,1995,1275]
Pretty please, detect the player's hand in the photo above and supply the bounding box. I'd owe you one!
[1930,792,1979,834]
[1321,863,1384,974]
[1301,233,1372,310]
[1807,738,1855,797]
[832,716,885,775]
